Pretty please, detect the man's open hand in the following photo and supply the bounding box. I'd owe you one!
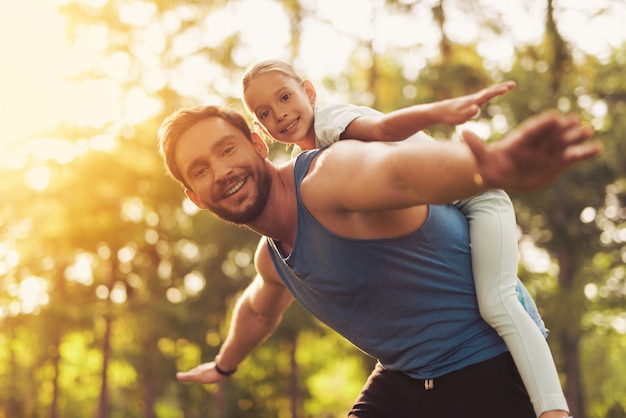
[462,111,602,192]
[177,362,226,384]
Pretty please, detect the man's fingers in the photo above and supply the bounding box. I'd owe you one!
[176,363,216,383]
[176,371,192,381]
[562,142,604,165]
[176,370,202,382]
[460,129,487,164]
[562,123,594,146]
[516,111,566,147]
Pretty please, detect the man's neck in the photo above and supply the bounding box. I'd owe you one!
[245,161,297,250]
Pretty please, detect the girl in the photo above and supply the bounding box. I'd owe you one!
[240,60,569,418]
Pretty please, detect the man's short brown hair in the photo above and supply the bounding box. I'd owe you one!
[158,105,252,189]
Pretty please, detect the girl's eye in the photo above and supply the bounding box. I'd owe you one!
[259,110,269,119]
[281,93,290,102]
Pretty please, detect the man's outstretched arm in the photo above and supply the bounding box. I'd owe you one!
[311,110,601,213]
[177,241,294,384]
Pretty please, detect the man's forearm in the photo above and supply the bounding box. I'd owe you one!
[215,289,284,371]
[382,111,599,205]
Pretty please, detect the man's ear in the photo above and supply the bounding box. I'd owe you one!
[303,80,317,105]
[185,188,206,209]
[251,131,269,158]
[253,121,270,137]
[253,121,278,144]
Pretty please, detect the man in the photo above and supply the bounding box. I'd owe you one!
[158,105,600,417]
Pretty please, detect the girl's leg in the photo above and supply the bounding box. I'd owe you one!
[456,190,568,416]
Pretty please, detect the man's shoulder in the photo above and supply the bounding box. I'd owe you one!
[303,141,386,187]
[254,238,284,285]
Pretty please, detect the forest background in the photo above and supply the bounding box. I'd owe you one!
[1,0,625,417]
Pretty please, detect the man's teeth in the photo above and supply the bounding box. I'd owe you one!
[225,179,245,196]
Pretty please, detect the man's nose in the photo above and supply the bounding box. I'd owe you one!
[213,161,233,180]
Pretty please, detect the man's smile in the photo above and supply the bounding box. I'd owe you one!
[224,178,246,197]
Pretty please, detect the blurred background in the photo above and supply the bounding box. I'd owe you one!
[1,0,625,417]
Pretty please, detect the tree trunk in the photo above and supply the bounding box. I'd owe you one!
[7,326,25,418]
[48,332,61,418]
[143,372,157,418]
[97,255,117,418]
[289,334,299,418]
[544,1,585,414]
[96,314,112,418]
[142,331,157,418]
[556,245,585,417]
[432,0,452,62]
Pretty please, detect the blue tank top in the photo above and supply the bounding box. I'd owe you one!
[267,148,508,379]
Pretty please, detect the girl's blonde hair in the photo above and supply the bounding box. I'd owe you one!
[241,60,304,112]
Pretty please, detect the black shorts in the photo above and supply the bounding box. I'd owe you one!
[348,352,535,418]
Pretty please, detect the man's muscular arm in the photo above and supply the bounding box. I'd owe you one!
[177,239,294,384]
[310,110,600,215]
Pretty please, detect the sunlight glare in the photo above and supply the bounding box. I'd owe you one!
[559,4,626,60]
[612,315,626,334]
[25,166,51,191]
[123,87,164,126]
[65,253,94,286]
[177,240,200,262]
[90,134,116,152]
[584,283,598,301]
[580,207,597,224]
[18,276,50,313]
[158,259,172,280]
[121,197,146,223]
[118,246,136,263]
[31,138,78,164]
[1,249,20,271]
[231,0,290,64]
[119,1,157,27]
[519,238,552,273]
[455,121,491,141]
[110,282,127,304]
[182,198,200,215]
[183,271,206,296]
[96,285,109,300]
[166,287,184,304]
[0,0,68,146]
[145,229,159,245]
[72,0,109,7]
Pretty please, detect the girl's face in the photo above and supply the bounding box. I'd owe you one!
[243,71,317,147]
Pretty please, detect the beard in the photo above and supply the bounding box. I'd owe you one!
[207,163,273,225]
